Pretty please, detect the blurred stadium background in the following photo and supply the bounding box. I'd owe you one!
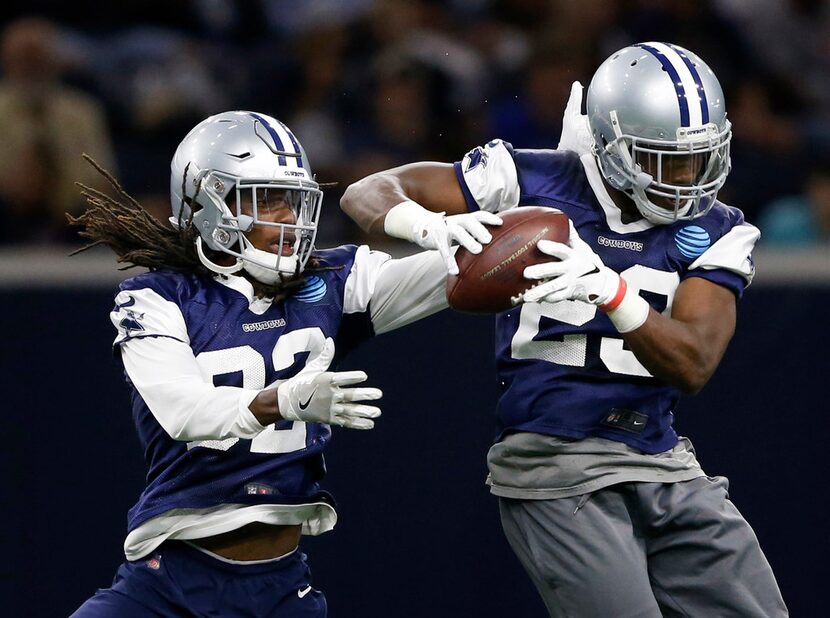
[1,1,827,616]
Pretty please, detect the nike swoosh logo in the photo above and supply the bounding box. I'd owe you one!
[116,295,136,310]
[298,585,313,598]
[298,388,317,411]
[633,420,644,426]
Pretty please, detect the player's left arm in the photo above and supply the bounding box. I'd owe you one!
[524,220,749,393]
[343,245,449,335]
[614,277,735,394]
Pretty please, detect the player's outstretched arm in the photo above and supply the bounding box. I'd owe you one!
[341,162,468,232]
[248,376,381,430]
[341,163,502,275]
[248,340,383,430]
[268,370,382,430]
[523,223,735,394]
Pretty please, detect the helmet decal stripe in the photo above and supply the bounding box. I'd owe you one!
[636,43,689,126]
[669,44,709,124]
[276,119,304,169]
[249,112,287,166]
[637,43,705,127]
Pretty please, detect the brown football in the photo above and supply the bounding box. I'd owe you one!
[446,207,570,313]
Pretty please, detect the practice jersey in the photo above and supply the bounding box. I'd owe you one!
[110,244,447,558]
[454,140,758,454]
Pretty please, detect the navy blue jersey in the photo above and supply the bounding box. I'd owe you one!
[111,246,376,535]
[454,141,758,453]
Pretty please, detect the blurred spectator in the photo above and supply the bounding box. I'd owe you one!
[614,0,756,86]
[93,27,231,217]
[487,44,588,149]
[0,1,824,251]
[343,53,444,181]
[0,17,115,244]
[718,0,830,118]
[717,0,830,187]
[757,156,830,246]
[286,24,351,181]
[261,0,374,36]
[719,77,807,220]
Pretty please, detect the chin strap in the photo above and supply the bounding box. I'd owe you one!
[630,185,694,225]
[195,237,244,275]
[239,236,300,285]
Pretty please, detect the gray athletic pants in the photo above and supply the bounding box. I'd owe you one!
[499,476,788,617]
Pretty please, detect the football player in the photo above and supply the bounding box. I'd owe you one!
[68,111,492,617]
[341,43,788,616]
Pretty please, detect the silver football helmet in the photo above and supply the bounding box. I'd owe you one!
[586,42,731,224]
[170,111,322,283]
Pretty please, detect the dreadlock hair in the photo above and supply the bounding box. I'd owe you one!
[68,154,211,275]
[68,155,335,301]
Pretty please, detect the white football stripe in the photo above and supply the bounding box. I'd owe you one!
[646,41,704,127]
[270,120,301,167]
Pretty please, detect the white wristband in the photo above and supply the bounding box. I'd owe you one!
[606,286,651,333]
[383,200,438,242]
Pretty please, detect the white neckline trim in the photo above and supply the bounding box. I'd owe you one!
[214,274,273,315]
[580,154,654,234]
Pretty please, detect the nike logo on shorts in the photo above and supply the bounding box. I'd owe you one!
[298,585,313,598]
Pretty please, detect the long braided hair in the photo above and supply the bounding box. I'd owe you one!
[68,155,328,299]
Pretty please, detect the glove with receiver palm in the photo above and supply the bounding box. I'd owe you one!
[557,81,595,157]
[522,221,651,333]
[277,342,382,429]
[383,200,503,275]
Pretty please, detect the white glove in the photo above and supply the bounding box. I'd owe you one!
[522,222,651,333]
[384,200,503,275]
[523,221,619,306]
[557,81,594,156]
[278,370,382,430]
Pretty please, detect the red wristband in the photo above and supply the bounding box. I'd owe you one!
[599,276,627,312]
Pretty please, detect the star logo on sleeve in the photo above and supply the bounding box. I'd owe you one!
[116,294,146,333]
[464,146,489,172]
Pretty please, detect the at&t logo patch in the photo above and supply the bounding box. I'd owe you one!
[674,226,711,259]
[294,276,327,303]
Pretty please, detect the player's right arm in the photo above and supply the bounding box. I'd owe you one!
[120,334,270,440]
[341,162,467,232]
[341,162,503,275]
[122,336,381,438]
[113,285,381,441]
[342,84,586,274]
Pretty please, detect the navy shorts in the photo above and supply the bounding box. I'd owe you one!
[71,542,327,617]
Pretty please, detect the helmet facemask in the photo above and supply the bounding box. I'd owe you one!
[234,181,322,284]
[597,114,731,225]
[191,171,322,285]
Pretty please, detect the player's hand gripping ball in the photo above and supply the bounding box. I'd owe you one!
[446,207,570,313]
